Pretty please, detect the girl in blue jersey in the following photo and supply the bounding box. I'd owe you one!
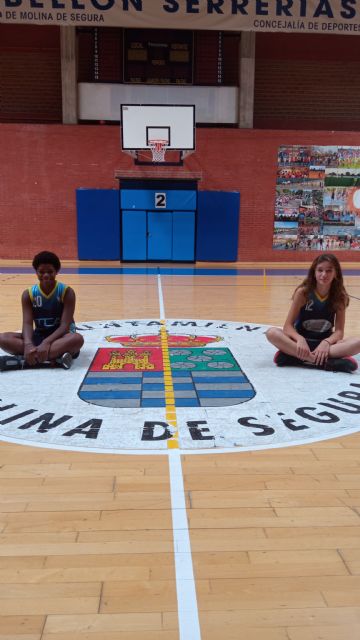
[266,253,360,373]
[0,251,84,370]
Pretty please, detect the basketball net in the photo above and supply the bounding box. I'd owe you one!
[149,140,168,163]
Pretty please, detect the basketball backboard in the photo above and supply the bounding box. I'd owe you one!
[120,104,195,165]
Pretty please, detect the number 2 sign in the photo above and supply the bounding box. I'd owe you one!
[155,193,166,209]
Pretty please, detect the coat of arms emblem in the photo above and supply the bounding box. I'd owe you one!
[79,332,255,408]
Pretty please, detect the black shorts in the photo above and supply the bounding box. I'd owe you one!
[303,337,330,351]
[32,329,53,346]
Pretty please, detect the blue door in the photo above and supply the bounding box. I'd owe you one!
[147,212,173,260]
[122,210,147,260]
[121,208,196,261]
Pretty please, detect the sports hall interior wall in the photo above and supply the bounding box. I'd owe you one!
[1,25,360,262]
[2,124,360,262]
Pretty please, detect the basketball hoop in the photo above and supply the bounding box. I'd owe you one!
[149,139,168,163]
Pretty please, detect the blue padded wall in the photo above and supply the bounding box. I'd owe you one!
[172,211,196,261]
[196,191,240,261]
[76,189,120,260]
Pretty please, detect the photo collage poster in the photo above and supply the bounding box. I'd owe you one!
[273,146,360,251]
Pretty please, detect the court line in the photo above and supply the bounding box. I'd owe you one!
[157,272,166,319]
[2,265,360,277]
[157,273,202,640]
[168,449,202,640]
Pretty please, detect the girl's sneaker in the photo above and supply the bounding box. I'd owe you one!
[56,353,73,370]
[325,357,358,373]
[274,351,302,366]
[0,355,24,371]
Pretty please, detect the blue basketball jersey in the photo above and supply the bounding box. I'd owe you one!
[294,290,335,340]
[28,281,71,334]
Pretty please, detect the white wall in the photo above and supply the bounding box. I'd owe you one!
[78,83,239,124]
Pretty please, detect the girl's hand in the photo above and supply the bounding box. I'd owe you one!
[313,340,330,366]
[296,336,311,360]
[24,344,37,366]
[36,342,50,363]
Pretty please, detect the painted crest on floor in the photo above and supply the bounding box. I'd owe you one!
[78,333,255,408]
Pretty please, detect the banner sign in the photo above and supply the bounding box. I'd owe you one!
[1,0,360,34]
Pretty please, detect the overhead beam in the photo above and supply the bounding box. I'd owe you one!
[60,26,78,124]
[238,32,256,129]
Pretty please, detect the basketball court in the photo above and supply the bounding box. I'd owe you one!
[1,261,360,640]
[2,1,360,635]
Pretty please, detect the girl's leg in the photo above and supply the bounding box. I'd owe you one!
[47,333,84,360]
[265,327,315,362]
[0,332,25,355]
[328,337,360,358]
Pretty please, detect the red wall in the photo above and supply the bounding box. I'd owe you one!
[1,123,360,262]
[255,33,360,130]
[0,26,61,123]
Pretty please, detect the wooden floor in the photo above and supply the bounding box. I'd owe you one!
[1,261,360,640]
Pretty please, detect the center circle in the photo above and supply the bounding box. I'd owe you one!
[0,319,359,454]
